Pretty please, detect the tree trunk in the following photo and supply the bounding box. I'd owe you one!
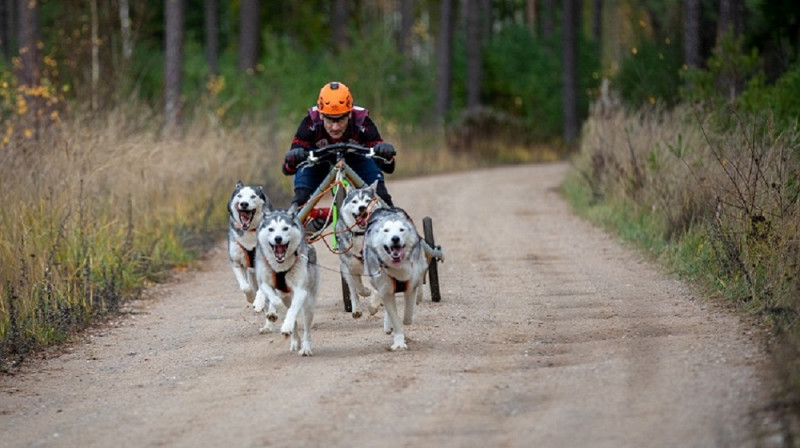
[238,0,259,73]
[541,0,555,39]
[399,0,414,72]
[592,0,603,42]
[526,0,537,37]
[119,0,132,61]
[718,0,742,38]
[0,0,12,60]
[466,0,482,110]
[204,0,218,75]
[91,0,99,111]
[17,0,41,137]
[435,0,454,122]
[562,0,579,146]
[16,0,38,88]
[164,0,185,134]
[684,0,701,68]
[332,0,349,52]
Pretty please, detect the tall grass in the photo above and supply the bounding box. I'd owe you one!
[0,102,539,370]
[565,101,800,422]
[0,106,290,369]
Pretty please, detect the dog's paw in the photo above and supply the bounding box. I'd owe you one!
[351,309,362,319]
[243,286,255,303]
[280,321,294,337]
[390,336,407,351]
[253,293,266,312]
[368,297,382,316]
[258,320,276,334]
[267,311,279,322]
[403,316,414,325]
[298,342,313,357]
[288,333,301,352]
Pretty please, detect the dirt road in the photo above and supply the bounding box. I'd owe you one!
[1,163,780,447]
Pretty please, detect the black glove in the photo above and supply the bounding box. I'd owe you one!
[373,142,396,161]
[373,142,396,174]
[283,147,308,175]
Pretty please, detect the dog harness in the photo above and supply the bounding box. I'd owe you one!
[260,250,299,294]
[234,229,257,268]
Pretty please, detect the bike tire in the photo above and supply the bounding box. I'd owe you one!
[422,217,442,302]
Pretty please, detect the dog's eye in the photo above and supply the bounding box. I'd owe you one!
[267,227,274,232]
[283,226,289,231]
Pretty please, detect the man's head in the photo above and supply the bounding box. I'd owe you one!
[317,81,353,139]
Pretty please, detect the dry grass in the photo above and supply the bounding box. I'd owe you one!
[567,101,800,428]
[0,106,538,369]
[0,108,290,368]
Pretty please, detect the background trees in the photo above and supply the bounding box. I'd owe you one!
[0,0,797,148]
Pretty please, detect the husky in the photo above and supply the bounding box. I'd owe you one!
[253,206,319,356]
[335,181,383,319]
[227,181,270,304]
[363,207,428,351]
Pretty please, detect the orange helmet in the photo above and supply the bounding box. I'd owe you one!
[317,81,353,115]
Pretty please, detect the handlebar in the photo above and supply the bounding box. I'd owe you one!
[300,142,385,168]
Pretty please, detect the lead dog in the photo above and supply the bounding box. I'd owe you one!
[228,181,270,304]
[253,206,319,356]
[363,207,427,351]
[335,181,383,319]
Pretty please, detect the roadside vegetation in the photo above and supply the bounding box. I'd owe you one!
[0,2,587,371]
[565,35,800,424]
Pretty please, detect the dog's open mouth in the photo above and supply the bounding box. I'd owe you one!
[383,244,406,264]
[353,212,368,229]
[238,209,255,229]
[270,242,289,263]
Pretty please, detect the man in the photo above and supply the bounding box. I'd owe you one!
[282,81,396,208]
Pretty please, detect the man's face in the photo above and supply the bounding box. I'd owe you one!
[322,113,350,139]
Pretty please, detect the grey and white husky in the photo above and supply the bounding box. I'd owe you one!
[227,181,270,304]
[253,206,319,356]
[363,207,427,351]
[335,181,383,319]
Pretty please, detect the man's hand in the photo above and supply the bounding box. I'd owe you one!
[283,147,308,175]
[373,142,396,161]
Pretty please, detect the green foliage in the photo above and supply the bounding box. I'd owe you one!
[680,32,762,106]
[482,26,563,139]
[738,66,800,130]
[616,38,683,107]
[479,24,601,141]
[568,102,800,420]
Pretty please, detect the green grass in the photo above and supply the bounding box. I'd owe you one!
[565,102,800,430]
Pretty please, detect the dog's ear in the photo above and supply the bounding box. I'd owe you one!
[256,186,270,208]
[368,180,379,194]
[235,180,244,189]
[287,202,298,217]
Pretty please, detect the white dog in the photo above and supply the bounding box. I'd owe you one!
[335,181,383,319]
[363,207,427,351]
[227,181,270,304]
[253,206,319,356]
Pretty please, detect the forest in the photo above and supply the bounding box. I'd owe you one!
[1,0,800,430]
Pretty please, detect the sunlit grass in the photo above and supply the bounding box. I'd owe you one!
[0,101,558,369]
[565,101,800,420]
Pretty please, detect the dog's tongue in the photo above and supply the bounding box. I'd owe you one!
[390,246,405,263]
[273,243,288,262]
[239,210,254,228]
